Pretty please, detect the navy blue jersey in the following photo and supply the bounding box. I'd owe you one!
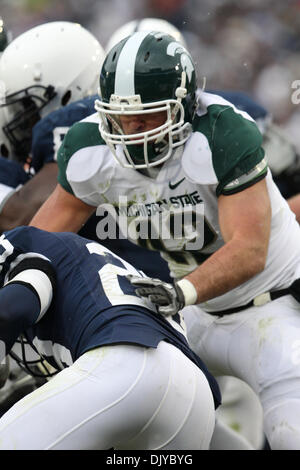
[31,95,97,172]
[79,213,172,282]
[0,226,221,407]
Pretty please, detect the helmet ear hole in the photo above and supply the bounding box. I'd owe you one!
[61,90,71,106]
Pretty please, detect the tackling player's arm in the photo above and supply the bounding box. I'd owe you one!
[0,163,58,232]
[30,183,95,232]
[184,178,271,303]
[129,106,271,314]
[30,122,97,232]
[0,256,55,363]
[0,284,41,363]
[130,178,271,314]
[183,109,271,303]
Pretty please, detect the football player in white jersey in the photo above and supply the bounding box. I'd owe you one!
[30,31,300,450]
[104,19,272,448]
[104,19,267,449]
[0,18,257,449]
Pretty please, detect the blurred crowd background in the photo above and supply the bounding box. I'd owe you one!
[1,0,300,151]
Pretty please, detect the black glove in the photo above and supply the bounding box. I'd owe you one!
[127,275,185,316]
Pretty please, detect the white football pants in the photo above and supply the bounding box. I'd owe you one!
[0,341,215,450]
[184,295,300,450]
[213,376,264,449]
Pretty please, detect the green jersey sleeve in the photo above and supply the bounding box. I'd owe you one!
[211,105,267,196]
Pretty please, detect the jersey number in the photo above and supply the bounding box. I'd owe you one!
[86,242,147,306]
[86,242,186,333]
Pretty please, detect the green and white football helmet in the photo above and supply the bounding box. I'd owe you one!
[95,31,197,169]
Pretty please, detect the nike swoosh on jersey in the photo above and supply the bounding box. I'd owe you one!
[168,177,186,190]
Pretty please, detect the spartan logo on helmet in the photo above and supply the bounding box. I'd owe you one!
[166,41,194,82]
[96,31,197,169]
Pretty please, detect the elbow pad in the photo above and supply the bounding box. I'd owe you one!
[5,257,56,322]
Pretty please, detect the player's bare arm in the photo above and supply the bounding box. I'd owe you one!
[29,183,95,232]
[0,163,58,232]
[129,178,272,315]
[185,178,271,303]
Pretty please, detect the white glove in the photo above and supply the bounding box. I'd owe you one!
[127,275,197,316]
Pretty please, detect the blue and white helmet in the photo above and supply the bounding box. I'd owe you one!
[0,21,105,161]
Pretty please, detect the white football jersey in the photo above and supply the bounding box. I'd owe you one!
[57,93,300,312]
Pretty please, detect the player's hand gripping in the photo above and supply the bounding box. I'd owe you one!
[127,275,198,316]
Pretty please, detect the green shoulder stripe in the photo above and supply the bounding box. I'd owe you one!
[221,157,268,195]
[57,121,104,194]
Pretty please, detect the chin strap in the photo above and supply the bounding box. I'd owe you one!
[175,71,187,99]
[172,71,187,122]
